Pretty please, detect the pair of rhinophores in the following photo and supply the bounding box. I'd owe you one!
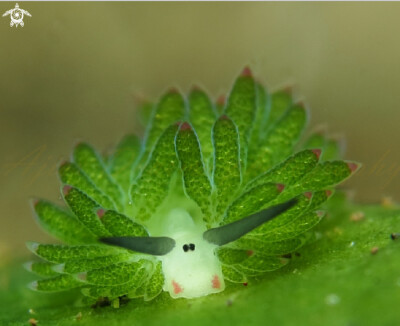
[101,199,296,298]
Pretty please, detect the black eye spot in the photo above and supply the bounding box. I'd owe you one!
[183,244,189,252]
[189,243,195,251]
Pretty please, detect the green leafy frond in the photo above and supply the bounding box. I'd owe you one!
[266,88,293,131]
[212,115,241,220]
[217,247,249,265]
[30,274,82,292]
[323,137,346,161]
[303,130,346,161]
[224,68,257,168]
[233,234,308,256]
[175,122,212,222]
[188,88,217,169]
[307,190,333,211]
[236,254,289,275]
[130,123,179,222]
[257,211,324,242]
[59,161,116,210]
[82,267,148,300]
[223,182,281,224]
[82,261,147,286]
[248,192,326,240]
[285,160,360,198]
[62,186,111,237]
[246,149,321,190]
[221,264,247,283]
[108,134,141,193]
[57,254,133,274]
[246,100,307,180]
[73,143,124,211]
[247,82,269,163]
[100,210,149,237]
[24,261,59,277]
[144,261,164,301]
[143,90,186,156]
[32,199,96,244]
[303,131,326,151]
[26,242,121,263]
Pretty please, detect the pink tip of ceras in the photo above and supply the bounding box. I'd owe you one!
[168,87,179,94]
[219,114,230,121]
[311,149,322,160]
[347,162,359,173]
[241,66,252,77]
[172,280,183,294]
[62,185,72,196]
[59,160,68,168]
[190,85,202,92]
[293,100,306,109]
[74,141,84,149]
[180,122,192,131]
[216,95,226,106]
[96,208,105,219]
[316,210,325,218]
[276,183,285,193]
[32,198,40,208]
[325,190,333,198]
[243,282,248,287]
[282,85,293,95]
[304,192,313,200]
[212,275,221,289]
[246,250,254,257]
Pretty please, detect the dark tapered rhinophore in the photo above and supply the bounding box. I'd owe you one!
[203,199,297,246]
[100,236,176,256]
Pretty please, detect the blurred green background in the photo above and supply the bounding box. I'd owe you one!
[1,2,399,259]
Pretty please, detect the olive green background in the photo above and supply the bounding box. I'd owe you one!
[1,2,399,258]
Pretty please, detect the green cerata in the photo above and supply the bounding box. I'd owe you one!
[25,67,360,308]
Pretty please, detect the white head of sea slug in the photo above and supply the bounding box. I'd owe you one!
[158,209,224,298]
[101,199,296,299]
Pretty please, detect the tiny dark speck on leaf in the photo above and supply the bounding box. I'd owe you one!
[391,233,400,240]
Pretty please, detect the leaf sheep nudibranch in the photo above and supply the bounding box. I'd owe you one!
[26,67,360,306]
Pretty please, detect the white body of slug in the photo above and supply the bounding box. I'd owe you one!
[157,209,225,299]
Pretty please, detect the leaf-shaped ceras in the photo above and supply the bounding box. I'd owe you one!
[26,67,360,305]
